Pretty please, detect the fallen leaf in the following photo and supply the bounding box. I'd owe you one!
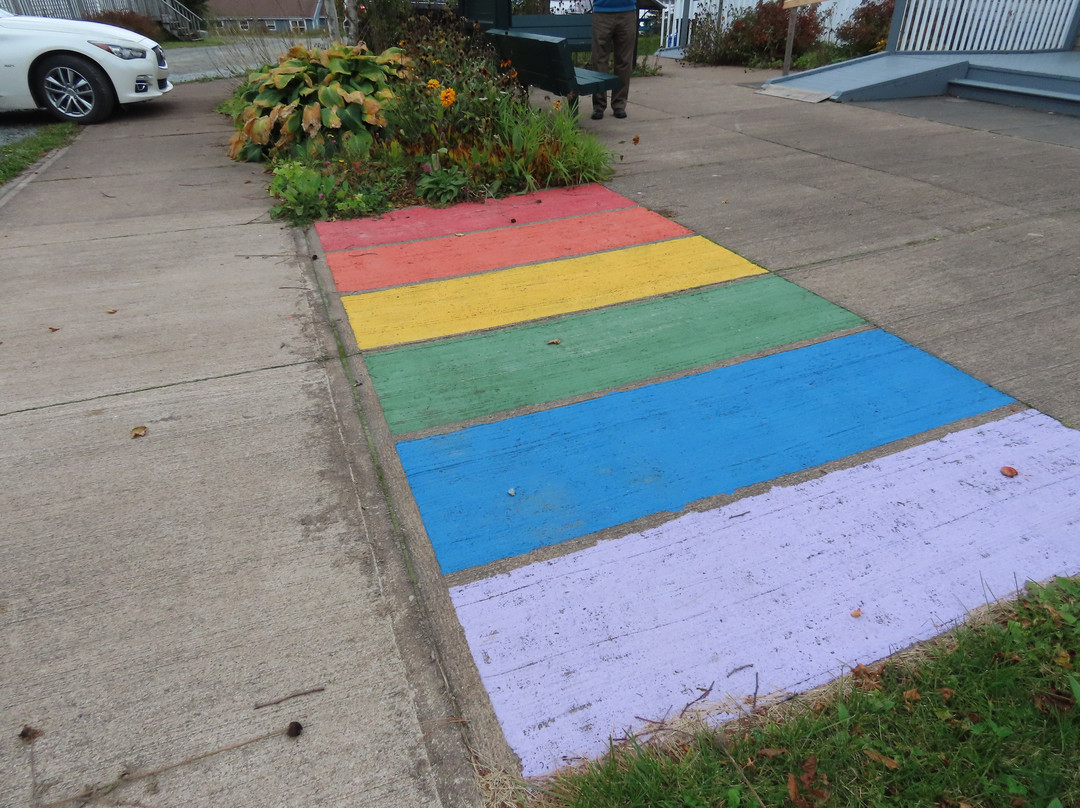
[863,749,899,769]
[850,608,862,618]
[19,725,42,743]
[547,339,561,345]
[1001,466,1019,477]
[851,663,883,690]
[49,327,61,332]
[507,488,516,496]
[938,687,955,701]
[1033,687,1074,714]
[1054,648,1072,669]
[757,748,787,758]
[800,755,818,785]
[632,135,640,145]
[903,688,921,701]
[106,309,118,314]
[787,772,799,803]
[130,426,148,438]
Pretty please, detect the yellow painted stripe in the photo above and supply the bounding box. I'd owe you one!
[344,237,766,349]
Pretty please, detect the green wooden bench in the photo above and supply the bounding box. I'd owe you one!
[485,28,621,109]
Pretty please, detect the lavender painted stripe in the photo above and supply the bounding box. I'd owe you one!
[450,411,1080,777]
[397,330,1014,574]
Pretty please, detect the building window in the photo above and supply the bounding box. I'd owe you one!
[239,19,250,30]
[265,20,276,30]
[289,18,307,31]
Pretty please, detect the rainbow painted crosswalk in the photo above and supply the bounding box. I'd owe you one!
[316,186,1080,777]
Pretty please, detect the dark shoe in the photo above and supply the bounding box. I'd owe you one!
[613,108,627,119]
[591,108,604,120]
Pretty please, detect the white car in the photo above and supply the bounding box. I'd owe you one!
[0,8,172,124]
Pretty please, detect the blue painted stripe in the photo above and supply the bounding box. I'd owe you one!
[397,331,1015,574]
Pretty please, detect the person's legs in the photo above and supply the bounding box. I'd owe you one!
[591,12,616,115]
[610,9,636,115]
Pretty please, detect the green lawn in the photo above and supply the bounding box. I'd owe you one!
[0,122,78,186]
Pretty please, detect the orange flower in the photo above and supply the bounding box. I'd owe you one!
[553,99,562,110]
[427,78,441,89]
[440,87,456,107]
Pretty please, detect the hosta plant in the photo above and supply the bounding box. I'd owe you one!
[226,43,410,163]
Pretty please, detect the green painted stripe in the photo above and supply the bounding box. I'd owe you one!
[366,275,866,435]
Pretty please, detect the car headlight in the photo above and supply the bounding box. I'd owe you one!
[91,42,147,60]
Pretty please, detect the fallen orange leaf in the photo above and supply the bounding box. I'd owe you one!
[903,688,921,701]
[48,327,60,332]
[632,135,640,145]
[863,749,899,769]
[106,309,118,314]
[130,426,148,438]
[757,748,787,758]
[1001,466,1019,477]
[850,608,862,618]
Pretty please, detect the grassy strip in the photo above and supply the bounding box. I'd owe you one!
[0,123,78,187]
[527,576,1080,808]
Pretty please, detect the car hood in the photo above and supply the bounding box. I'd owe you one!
[0,14,158,47]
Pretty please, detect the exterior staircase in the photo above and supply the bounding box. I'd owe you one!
[3,0,203,39]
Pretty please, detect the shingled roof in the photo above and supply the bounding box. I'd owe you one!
[208,0,322,19]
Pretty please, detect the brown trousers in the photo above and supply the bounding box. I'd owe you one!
[591,10,636,112]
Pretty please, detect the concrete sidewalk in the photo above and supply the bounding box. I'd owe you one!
[3,56,1080,805]
[0,82,481,808]
[595,60,1080,427]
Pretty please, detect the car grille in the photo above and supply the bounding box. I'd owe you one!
[158,79,169,90]
[154,46,167,68]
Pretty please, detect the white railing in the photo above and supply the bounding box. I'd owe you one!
[4,0,202,37]
[894,0,1080,52]
[659,0,716,50]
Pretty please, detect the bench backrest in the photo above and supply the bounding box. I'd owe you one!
[512,13,593,48]
[486,29,578,97]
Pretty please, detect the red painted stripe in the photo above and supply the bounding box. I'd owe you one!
[327,207,694,293]
[315,185,635,252]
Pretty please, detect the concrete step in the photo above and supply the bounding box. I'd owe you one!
[948,75,1080,117]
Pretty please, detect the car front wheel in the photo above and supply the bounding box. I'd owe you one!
[34,55,116,124]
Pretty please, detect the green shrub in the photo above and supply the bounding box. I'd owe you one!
[835,0,895,57]
[353,0,412,53]
[685,0,825,67]
[226,11,613,223]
